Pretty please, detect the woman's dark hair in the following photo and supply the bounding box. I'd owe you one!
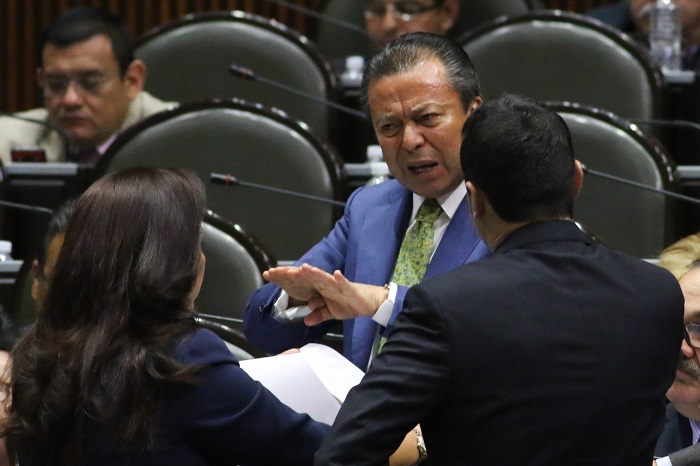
[3,167,206,465]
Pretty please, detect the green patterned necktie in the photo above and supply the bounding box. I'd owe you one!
[391,198,443,287]
[377,199,443,354]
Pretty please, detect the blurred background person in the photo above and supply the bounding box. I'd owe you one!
[0,7,173,165]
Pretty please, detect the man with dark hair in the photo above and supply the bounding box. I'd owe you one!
[314,94,684,465]
[244,32,487,371]
[363,0,460,48]
[0,7,173,165]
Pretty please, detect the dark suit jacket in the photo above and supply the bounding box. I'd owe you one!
[244,180,488,369]
[20,329,329,466]
[656,402,693,458]
[315,220,684,466]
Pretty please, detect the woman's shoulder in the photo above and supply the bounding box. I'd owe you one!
[173,328,237,366]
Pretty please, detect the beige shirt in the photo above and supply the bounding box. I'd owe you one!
[0,91,175,165]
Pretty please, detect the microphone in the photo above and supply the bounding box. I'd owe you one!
[229,64,368,121]
[0,199,53,216]
[0,112,71,161]
[210,172,346,207]
[261,0,371,37]
[580,164,700,206]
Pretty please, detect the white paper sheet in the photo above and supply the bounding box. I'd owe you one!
[240,344,364,424]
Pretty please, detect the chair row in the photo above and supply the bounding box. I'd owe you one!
[132,9,671,165]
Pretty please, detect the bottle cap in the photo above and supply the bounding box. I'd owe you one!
[0,241,12,255]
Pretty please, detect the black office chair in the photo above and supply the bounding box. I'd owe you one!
[196,210,275,332]
[459,11,663,121]
[135,11,338,142]
[194,316,266,360]
[549,102,679,259]
[312,0,538,60]
[96,99,345,263]
[9,258,37,327]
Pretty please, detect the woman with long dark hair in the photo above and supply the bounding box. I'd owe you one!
[2,167,329,465]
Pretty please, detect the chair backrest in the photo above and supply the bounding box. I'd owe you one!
[9,211,274,331]
[194,316,266,361]
[196,210,274,330]
[135,11,337,141]
[313,0,536,60]
[460,11,663,120]
[96,99,345,263]
[9,258,37,327]
[549,102,678,258]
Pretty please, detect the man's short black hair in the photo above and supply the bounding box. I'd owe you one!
[39,7,135,75]
[461,94,576,223]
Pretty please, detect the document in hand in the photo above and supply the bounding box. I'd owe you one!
[240,343,365,425]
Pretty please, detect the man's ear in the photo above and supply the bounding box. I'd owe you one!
[466,181,484,219]
[36,67,44,87]
[573,160,584,197]
[123,59,146,100]
[439,0,461,33]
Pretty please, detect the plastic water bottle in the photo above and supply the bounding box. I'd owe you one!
[649,0,682,71]
[366,145,391,186]
[340,56,365,88]
[0,241,13,261]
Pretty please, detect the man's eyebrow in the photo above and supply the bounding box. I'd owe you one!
[687,310,700,322]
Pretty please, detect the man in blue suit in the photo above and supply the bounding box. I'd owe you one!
[244,32,488,370]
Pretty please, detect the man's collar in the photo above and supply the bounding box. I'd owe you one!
[410,182,466,221]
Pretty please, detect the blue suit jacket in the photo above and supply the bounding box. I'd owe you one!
[18,329,329,466]
[244,180,489,369]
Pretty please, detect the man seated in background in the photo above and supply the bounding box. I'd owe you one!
[364,0,460,48]
[315,94,684,465]
[0,7,173,165]
[653,233,700,465]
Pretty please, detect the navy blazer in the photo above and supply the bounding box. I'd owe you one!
[316,221,684,465]
[20,329,329,466]
[655,402,693,458]
[243,180,488,369]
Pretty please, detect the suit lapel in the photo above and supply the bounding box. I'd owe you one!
[351,187,412,369]
[425,197,481,279]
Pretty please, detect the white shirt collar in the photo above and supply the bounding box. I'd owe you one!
[410,182,467,221]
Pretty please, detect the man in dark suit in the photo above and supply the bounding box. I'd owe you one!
[244,32,488,371]
[314,94,685,466]
[654,262,700,466]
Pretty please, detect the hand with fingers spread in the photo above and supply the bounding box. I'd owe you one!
[297,264,389,326]
[262,265,320,307]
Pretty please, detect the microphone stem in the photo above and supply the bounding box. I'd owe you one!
[263,0,370,35]
[0,200,53,216]
[236,179,346,207]
[230,65,368,121]
[211,173,346,207]
[583,166,700,206]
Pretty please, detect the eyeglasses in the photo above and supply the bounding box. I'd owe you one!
[684,322,700,349]
[364,1,440,22]
[41,72,115,98]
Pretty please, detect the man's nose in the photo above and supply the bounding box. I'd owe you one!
[59,81,84,106]
[402,123,425,150]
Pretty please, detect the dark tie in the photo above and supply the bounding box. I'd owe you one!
[77,148,100,165]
